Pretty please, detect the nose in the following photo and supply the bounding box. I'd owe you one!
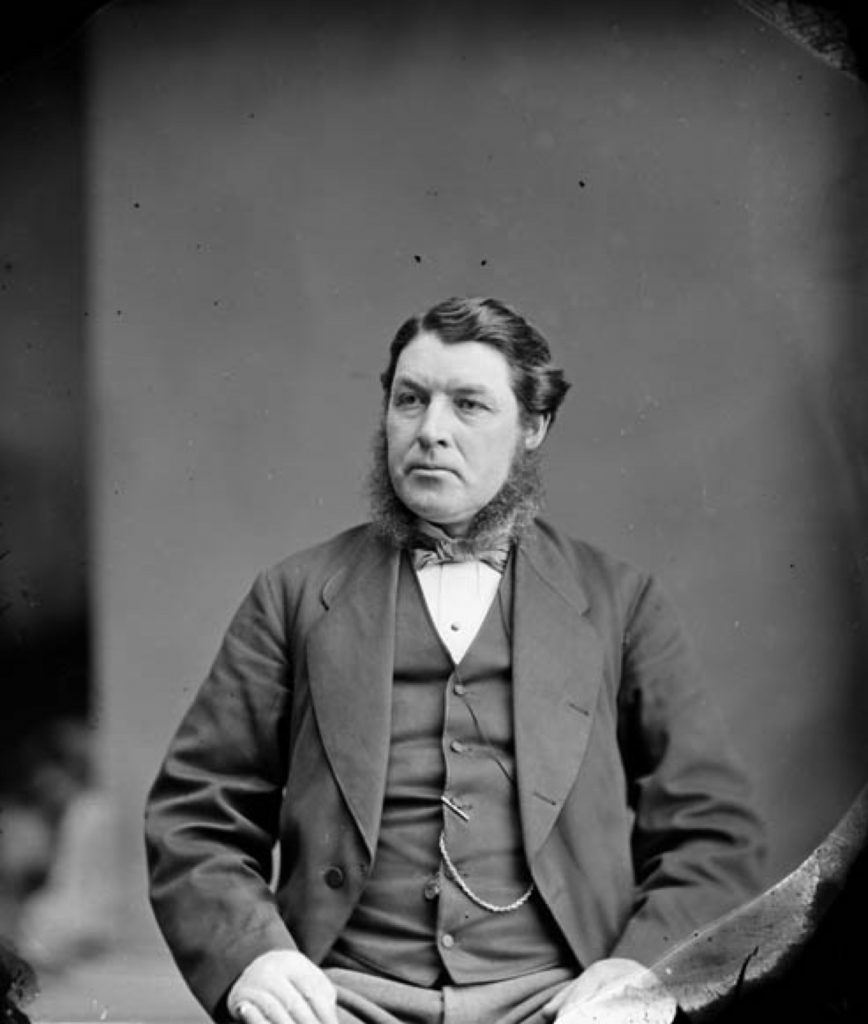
[416,396,451,448]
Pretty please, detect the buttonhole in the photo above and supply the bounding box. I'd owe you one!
[566,701,590,716]
[533,790,558,806]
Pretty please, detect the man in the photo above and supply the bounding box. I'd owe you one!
[145,297,765,1024]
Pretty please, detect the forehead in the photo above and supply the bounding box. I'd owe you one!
[393,331,514,393]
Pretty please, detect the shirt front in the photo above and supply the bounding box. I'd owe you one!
[415,559,501,662]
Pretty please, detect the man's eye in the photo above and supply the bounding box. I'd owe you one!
[456,397,485,413]
[393,391,421,408]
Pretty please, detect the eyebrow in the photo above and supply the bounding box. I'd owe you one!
[392,374,496,399]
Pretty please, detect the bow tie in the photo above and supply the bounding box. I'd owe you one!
[410,534,512,574]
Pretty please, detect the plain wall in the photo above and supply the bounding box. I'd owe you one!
[84,0,868,947]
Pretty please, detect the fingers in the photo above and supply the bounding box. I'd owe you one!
[233,998,274,1024]
[227,950,338,1024]
[547,959,677,1024]
[295,970,338,1024]
[542,970,604,1020]
[272,973,334,1024]
[234,985,317,1024]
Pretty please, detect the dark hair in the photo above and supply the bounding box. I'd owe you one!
[379,296,571,425]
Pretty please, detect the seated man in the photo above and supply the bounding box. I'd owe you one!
[145,296,765,1024]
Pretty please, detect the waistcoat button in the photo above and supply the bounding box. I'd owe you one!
[423,877,440,901]
[441,933,455,949]
[323,866,345,888]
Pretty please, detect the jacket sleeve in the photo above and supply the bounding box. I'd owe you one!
[609,573,767,966]
[144,570,296,1019]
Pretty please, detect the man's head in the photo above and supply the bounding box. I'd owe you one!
[373,297,570,539]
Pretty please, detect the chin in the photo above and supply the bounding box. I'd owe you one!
[403,499,459,525]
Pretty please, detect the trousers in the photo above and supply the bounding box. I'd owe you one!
[325,966,576,1024]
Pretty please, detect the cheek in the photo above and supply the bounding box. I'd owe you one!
[384,418,405,456]
[476,433,518,478]
[385,425,416,481]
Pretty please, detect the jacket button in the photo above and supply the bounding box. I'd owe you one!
[323,866,345,889]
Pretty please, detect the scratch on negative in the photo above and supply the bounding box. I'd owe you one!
[729,945,760,1005]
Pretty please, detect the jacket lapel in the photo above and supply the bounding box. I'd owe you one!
[513,524,604,860]
[305,528,399,859]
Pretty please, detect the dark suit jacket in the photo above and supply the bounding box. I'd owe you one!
[145,519,765,1018]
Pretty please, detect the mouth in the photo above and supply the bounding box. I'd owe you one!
[407,464,456,477]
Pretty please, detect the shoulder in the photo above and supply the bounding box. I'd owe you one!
[527,517,653,612]
[530,520,698,685]
[259,521,378,588]
[249,522,385,617]
[266,522,377,577]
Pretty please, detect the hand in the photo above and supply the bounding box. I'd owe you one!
[226,950,339,1024]
[543,958,677,1024]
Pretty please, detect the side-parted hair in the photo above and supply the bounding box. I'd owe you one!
[379,296,571,426]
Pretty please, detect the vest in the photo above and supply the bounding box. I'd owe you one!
[326,554,574,985]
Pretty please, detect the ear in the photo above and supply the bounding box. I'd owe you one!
[522,413,550,452]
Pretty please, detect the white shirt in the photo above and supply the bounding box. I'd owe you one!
[414,560,502,663]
